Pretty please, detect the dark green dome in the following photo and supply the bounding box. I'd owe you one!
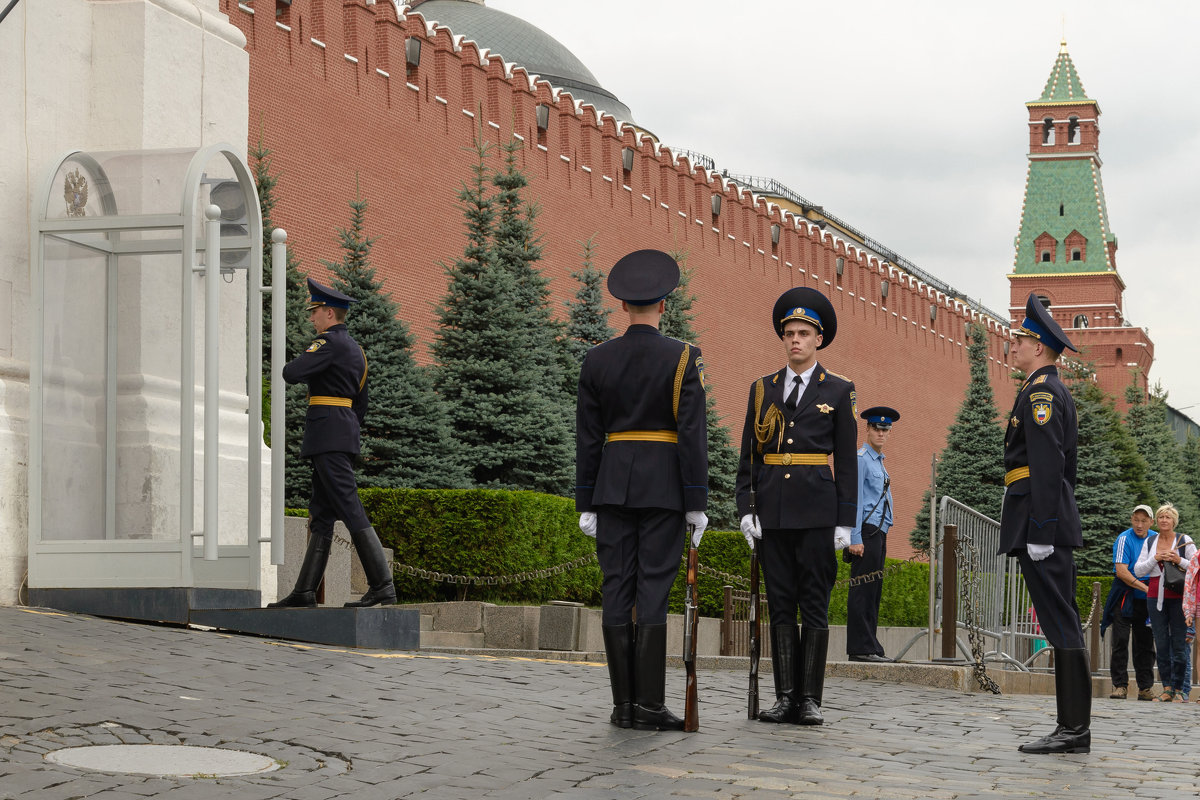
[410,0,635,124]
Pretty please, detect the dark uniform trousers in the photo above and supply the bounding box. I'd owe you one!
[1017,547,1085,649]
[846,523,887,656]
[596,508,685,626]
[761,528,837,629]
[309,452,371,542]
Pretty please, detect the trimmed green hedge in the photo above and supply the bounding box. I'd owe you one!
[287,489,1113,624]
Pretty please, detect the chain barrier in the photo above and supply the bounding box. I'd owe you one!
[955,527,1002,694]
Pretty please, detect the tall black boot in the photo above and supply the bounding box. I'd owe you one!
[344,526,397,607]
[602,623,636,728]
[1019,648,1092,754]
[268,535,330,608]
[757,625,800,723]
[797,627,829,725]
[632,623,684,731]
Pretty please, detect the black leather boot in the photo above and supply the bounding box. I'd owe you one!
[602,623,636,728]
[1019,648,1092,754]
[268,535,330,608]
[757,625,800,723]
[797,626,829,725]
[344,526,397,607]
[632,623,684,730]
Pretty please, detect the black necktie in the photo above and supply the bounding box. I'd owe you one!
[785,378,800,411]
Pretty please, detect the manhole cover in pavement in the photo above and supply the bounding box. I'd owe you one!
[45,744,282,777]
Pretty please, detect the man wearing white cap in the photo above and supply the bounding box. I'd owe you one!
[1104,505,1158,700]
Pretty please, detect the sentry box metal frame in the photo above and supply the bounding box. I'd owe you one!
[28,144,286,607]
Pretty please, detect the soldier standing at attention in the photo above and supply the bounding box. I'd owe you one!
[575,249,709,731]
[1002,293,1089,754]
[270,278,396,609]
[846,406,899,663]
[737,287,858,726]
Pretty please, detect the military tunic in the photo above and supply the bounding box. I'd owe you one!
[576,324,708,625]
[999,363,1085,649]
[735,363,858,628]
[282,323,371,540]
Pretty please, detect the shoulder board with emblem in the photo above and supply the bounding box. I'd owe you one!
[1029,391,1054,403]
[858,445,869,456]
[1032,374,1049,385]
[824,370,852,383]
[306,338,327,353]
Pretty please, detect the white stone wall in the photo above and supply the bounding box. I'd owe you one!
[0,0,272,603]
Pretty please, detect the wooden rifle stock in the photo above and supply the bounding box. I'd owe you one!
[683,535,700,732]
[748,534,761,719]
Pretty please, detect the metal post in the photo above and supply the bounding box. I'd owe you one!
[1089,581,1102,673]
[926,455,937,661]
[269,229,287,566]
[939,523,958,661]
[203,205,221,561]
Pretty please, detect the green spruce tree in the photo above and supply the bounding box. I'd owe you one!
[1064,363,1134,572]
[1126,383,1200,526]
[250,135,312,505]
[909,321,1006,551]
[661,251,739,529]
[323,184,468,489]
[1182,433,1200,517]
[565,235,614,368]
[433,120,571,495]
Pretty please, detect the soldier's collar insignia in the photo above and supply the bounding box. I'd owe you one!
[819,371,826,382]
[817,403,834,414]
[1033,402,1052,426]
[772,373,780,385]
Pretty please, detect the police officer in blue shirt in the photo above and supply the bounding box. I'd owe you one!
[846,406,899,663]
[576,249,709,731]
[269,278,396,609]
[1000,293,1088,754]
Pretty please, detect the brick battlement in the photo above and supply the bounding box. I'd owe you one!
[226,0,1054,557]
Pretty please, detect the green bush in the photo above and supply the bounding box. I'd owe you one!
[358,488,601,605]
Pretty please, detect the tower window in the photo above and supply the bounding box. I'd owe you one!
[1042,118,1055,146]
[1071,249,1082,261]
[1073,314,1089,329]
[1068,116,1080,145]
[1059,203,1064,216]
[1041,251,1051,263]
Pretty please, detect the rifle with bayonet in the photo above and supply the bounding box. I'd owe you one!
[683,526,700,732]
[747,490,761,719]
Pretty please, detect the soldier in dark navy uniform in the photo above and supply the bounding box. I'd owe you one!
[269,278,397,609]
[1001,293,1089,754]
[846,406,899,663]
[576,249,709,731]
[736,287,857,726]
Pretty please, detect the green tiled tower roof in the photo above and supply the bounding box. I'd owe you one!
[1013,159,1115,274]
[1027,40,1093,106]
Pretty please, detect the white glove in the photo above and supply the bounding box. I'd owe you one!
[740,514,762,548]
[579,511,597,538]
[834,526,852,550]
[685,511,708,547]
[1027,543,1054,562]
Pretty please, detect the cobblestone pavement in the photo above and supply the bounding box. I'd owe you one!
[2,606,1199,799]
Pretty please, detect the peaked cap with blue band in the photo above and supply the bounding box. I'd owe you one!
[306,277,357,311]
[860,406,900,428]
[607,249,680,305]
[1013,293,1077,353]
[772,286,837,348]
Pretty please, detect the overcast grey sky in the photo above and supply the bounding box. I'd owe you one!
[483,0,1200,413]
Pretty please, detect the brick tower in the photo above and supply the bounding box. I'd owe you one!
[1009,40,1153,407]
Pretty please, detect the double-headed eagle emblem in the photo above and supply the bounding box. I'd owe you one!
[64,168,88,217]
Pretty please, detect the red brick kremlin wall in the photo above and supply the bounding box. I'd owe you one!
[225,0,1024,559]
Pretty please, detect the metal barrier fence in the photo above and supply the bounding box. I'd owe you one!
[720,586,771,658]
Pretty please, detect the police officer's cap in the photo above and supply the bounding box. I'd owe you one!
[1013,293,1077,353]
[772,287,837,348]
[860,406,900,429]
[306,277,357,311]
[607,249,680,305]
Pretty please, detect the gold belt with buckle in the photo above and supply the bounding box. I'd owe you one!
[1005,465,1030,486]
[762,453,828,466]
[605,430,678,443]
[309,396,353,407]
